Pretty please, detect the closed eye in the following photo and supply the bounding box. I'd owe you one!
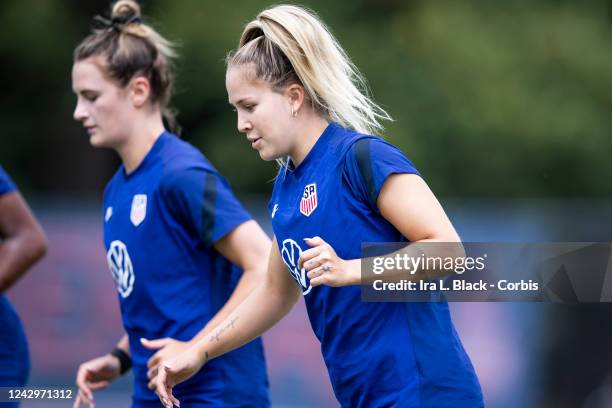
[81,91,99,102]
[229,99,257,113]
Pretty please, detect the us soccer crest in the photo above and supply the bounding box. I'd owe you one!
[300,183,318,217]
[130,194,147,226]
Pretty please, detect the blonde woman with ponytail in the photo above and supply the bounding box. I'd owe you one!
[71,1,271,407]
[155,5,483,408]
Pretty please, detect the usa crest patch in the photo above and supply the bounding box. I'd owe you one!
[130,194,147,226]
[300,183,317,217]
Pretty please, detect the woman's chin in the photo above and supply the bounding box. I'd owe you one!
[89,134,104,147]
[258,149,278,162]
[89,133,113,149]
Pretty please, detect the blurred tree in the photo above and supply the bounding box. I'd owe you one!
[0,0,610,197]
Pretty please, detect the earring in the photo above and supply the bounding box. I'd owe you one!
[292,108,298,118]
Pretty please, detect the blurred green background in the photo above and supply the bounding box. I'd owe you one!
[3,2,612,407]
[2,0,611,199]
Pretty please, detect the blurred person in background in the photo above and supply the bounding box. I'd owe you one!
[0,165,47,407]
[71,1,270,407]
[154,4,483,408]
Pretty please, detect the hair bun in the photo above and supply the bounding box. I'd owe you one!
[111,0,141,20]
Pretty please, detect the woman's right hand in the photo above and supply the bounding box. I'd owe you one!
[73,353,121,408]
[153,347,208,408]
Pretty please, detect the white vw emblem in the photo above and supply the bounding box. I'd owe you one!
[281,238,312,295]
[107,240,135,298]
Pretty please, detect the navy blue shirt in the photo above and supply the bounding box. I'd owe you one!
[0,166,16,196]
[103,132,269,406]
[0,165,30,390]
[269,123,483,408]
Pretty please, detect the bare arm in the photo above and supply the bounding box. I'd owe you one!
[378,173,459,242]
[142,220,271,375]
[154,238,301,407]
[0,192,47,293]
[198,220,271,339]
[200,237,300,357]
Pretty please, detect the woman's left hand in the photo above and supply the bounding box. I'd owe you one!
[299,237,359,287]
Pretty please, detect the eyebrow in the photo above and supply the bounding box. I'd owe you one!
[229,97,253,106]
[75,89,98,96]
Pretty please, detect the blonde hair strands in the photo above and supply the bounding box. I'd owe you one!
[228,4,392,136]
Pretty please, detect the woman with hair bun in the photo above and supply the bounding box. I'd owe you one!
[71,1,270,407]
[155,4,484,408]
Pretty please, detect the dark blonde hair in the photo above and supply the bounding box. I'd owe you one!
[227,4,392,136]
[74,0,180,133]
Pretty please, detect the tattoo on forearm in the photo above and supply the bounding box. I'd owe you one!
[208,316,239,343]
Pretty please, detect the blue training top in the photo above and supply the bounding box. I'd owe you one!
[0,165,30,389]
[0,166,16,196]
[268,123,483,408]
[103,132,269,407]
